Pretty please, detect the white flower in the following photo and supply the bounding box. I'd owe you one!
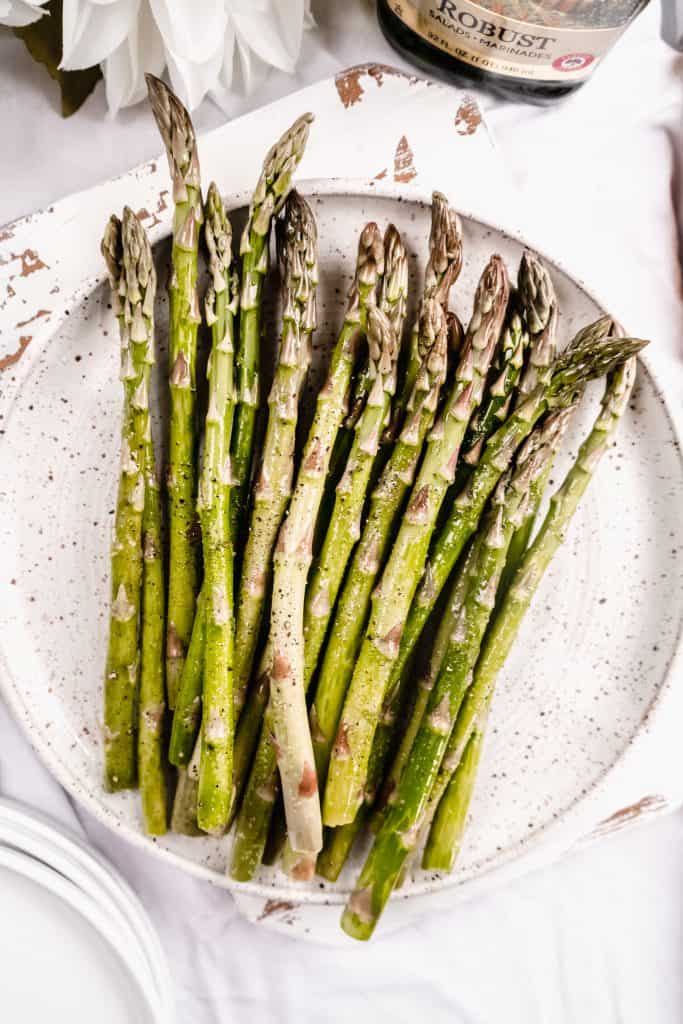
[103,1,165,114]
[59,0,314,115]
[211,0,312,112]
[0,0,48,27]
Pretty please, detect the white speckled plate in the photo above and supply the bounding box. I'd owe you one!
[1,177,682,924]
[0,70,682,938]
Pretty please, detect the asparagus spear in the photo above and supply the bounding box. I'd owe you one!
[316,225,397,534]
[195,185,239,836]
[145,76,203,710]
[231,114,314,548]
[303,293,401,689]
[323,255,510,827]
[341,432,580,940]
[139,433,167,835]
[515,249,558,402]
[378,224,409,337]
[494,251,560,594]
[169,187,239,773]
[233,191,318,714]
[380,315,624,719]
[390,193,462,439]
[101,210,154,791]
[422,355,639,872]
[125,212,168,836]
[237,224,384,866]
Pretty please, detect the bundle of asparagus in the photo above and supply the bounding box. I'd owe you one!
[101,78,648,940]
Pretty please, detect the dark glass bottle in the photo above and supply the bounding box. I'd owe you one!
[377,0,650,104]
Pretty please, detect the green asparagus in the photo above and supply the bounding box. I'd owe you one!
[233,191,318,714]
[303,294,401,689]
[101,210,153,791]
[231,114,314,548]
[196,184,239,835]
[146,76,203,709]
[126,212,167,835]
[391,193,462,438]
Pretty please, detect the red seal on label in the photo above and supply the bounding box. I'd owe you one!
[552,53,595,73]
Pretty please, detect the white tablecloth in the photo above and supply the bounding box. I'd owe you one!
[2,3,682,1022]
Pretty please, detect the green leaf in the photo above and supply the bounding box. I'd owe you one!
[13,0,101,117]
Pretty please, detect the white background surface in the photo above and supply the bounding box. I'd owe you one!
[1,2,683,1022]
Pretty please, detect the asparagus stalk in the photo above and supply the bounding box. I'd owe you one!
[422,355,639,871]
[128,214,167,836]
[101,210,154,791]
[323,255,510,828]
[139,442,167,834]
[494,252,560,594]
[169,187,239,773]
[389,193,462,440]
[341,433,574,940]
[235,224,384,867]
[233,191,318,714]
[515,249,558,402]
[379,224,409,336]
[231,114,314,548]
[380,316,628,718]
[196,185,239,836]
[303,293,401,688]
[145,76,203,710]
[317,226,396,529]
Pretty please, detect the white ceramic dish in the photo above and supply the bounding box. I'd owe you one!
[0,799,172,1020]
[0,798,173,1014]
[1,177,682,928]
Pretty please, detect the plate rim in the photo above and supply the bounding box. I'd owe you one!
[1,176,682,905]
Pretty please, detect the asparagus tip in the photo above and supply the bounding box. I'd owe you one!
[145,73,200,202]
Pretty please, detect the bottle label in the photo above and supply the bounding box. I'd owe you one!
[388,1,631,82]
